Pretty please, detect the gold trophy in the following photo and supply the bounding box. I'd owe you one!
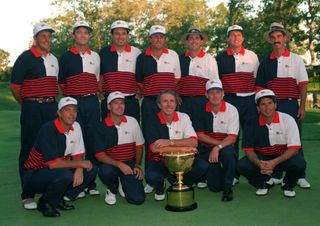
[162,152,197,211]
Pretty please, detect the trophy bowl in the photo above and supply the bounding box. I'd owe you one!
[161,152,197,212]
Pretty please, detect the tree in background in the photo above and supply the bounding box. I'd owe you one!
[0,49,11,81]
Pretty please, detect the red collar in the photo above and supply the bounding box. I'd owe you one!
[157,111,179,124]
[205,101,227,113]
[54,118,74,134]
[110,44,131,52]
[70,46,92,55]
[259,111,280,126]
[185,49,206,58]
[227,46,245,56]
[30,46,48,58]
[145,47,169,56]
[104,114,127,127]
[269,49,290,59]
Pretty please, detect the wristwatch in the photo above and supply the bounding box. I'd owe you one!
[217,144,223,150]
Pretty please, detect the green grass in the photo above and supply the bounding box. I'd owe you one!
[308,82,320,91]
[1,84,320,226]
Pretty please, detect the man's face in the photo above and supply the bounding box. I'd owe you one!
[269,31,287,50]
[108,98,125,117]
[58,105,78,127]
[150,34,166,50]
[186,34,203,52]
[73,27,90,46]
[227,31,244,49]
[206,89,224,106]
[258,97,277,119]
[112,28,128,47]
[158,93,176,116]
[34,31,52,52]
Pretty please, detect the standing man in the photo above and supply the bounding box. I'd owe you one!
[10,23,59,209]
[136,25,181,133]
[179,26,219,123]
[99,20,141,121]
[256,22,310,188]
[144,90,208,201]
[23,97,97,217]
[216,25,259,185]
[91,92,145,205]
[59,21,101,196]
[193,79,239,202]
[238,89,306,198]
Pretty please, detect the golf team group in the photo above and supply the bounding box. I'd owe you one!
[10,19,311,217]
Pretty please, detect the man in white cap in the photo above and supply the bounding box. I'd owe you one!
[136,25,181,135]
[91,91,145,205]
[99,20,141,121]
[10,22,59,209]
[238,89,306,198]
[193,79,239,201]
[256,22,310,188]
[216,24,259,185]
[23,97,97,217]
[59,21,101,196]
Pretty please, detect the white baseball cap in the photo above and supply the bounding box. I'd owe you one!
[33,23,55,36]
[227,25,243,36]
[255,89,276,104]
[206,79,223,91]
[111,20,129,32]
[107,91,125,104]
[58,97,78,110]
[72,21,93,33]
[149,25,166,36]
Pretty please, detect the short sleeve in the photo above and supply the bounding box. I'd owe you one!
[11,53,27,85]
[181,113,197,138]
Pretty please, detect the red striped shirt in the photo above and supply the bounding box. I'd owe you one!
[21,76,58,98]
[254,144,287,156]
[266,77,300,99]
[221,72,255,94]
[177,76,208,96]
[101,142,136,162]
[102,71,137,94]
[63,72,98,96]
[142,72,176,96]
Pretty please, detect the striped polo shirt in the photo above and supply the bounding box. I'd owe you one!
[194,101,239,149]
[136,47,181,96]
[24,119,85,170]
[92,115,144,162]
[58,47,100,96]
[10,46,59,99]
[256,49,308,100]
[145,111,197,161]
[99,44,141,95]
[216,46,259,96]
[178,50,219,96]
[242,111,301,156]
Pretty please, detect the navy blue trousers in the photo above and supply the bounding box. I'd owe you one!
[180,96,207,123]
[198,146,237,192]
[98,161,145,205]
[238,153,306,189]
[23,165,97,207]
[145,157,209,193]
[20,100,58,199]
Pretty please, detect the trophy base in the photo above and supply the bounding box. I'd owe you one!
[165,185,197,212]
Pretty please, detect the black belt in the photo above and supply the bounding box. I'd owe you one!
[71,93,96,99]
[24,97,56,103]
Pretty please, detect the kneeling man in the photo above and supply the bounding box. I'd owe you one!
[194,79,239,202]
[238,89,306,197]
[92,91,145,205]
[23,97,97,217]
[144,90,208,201]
